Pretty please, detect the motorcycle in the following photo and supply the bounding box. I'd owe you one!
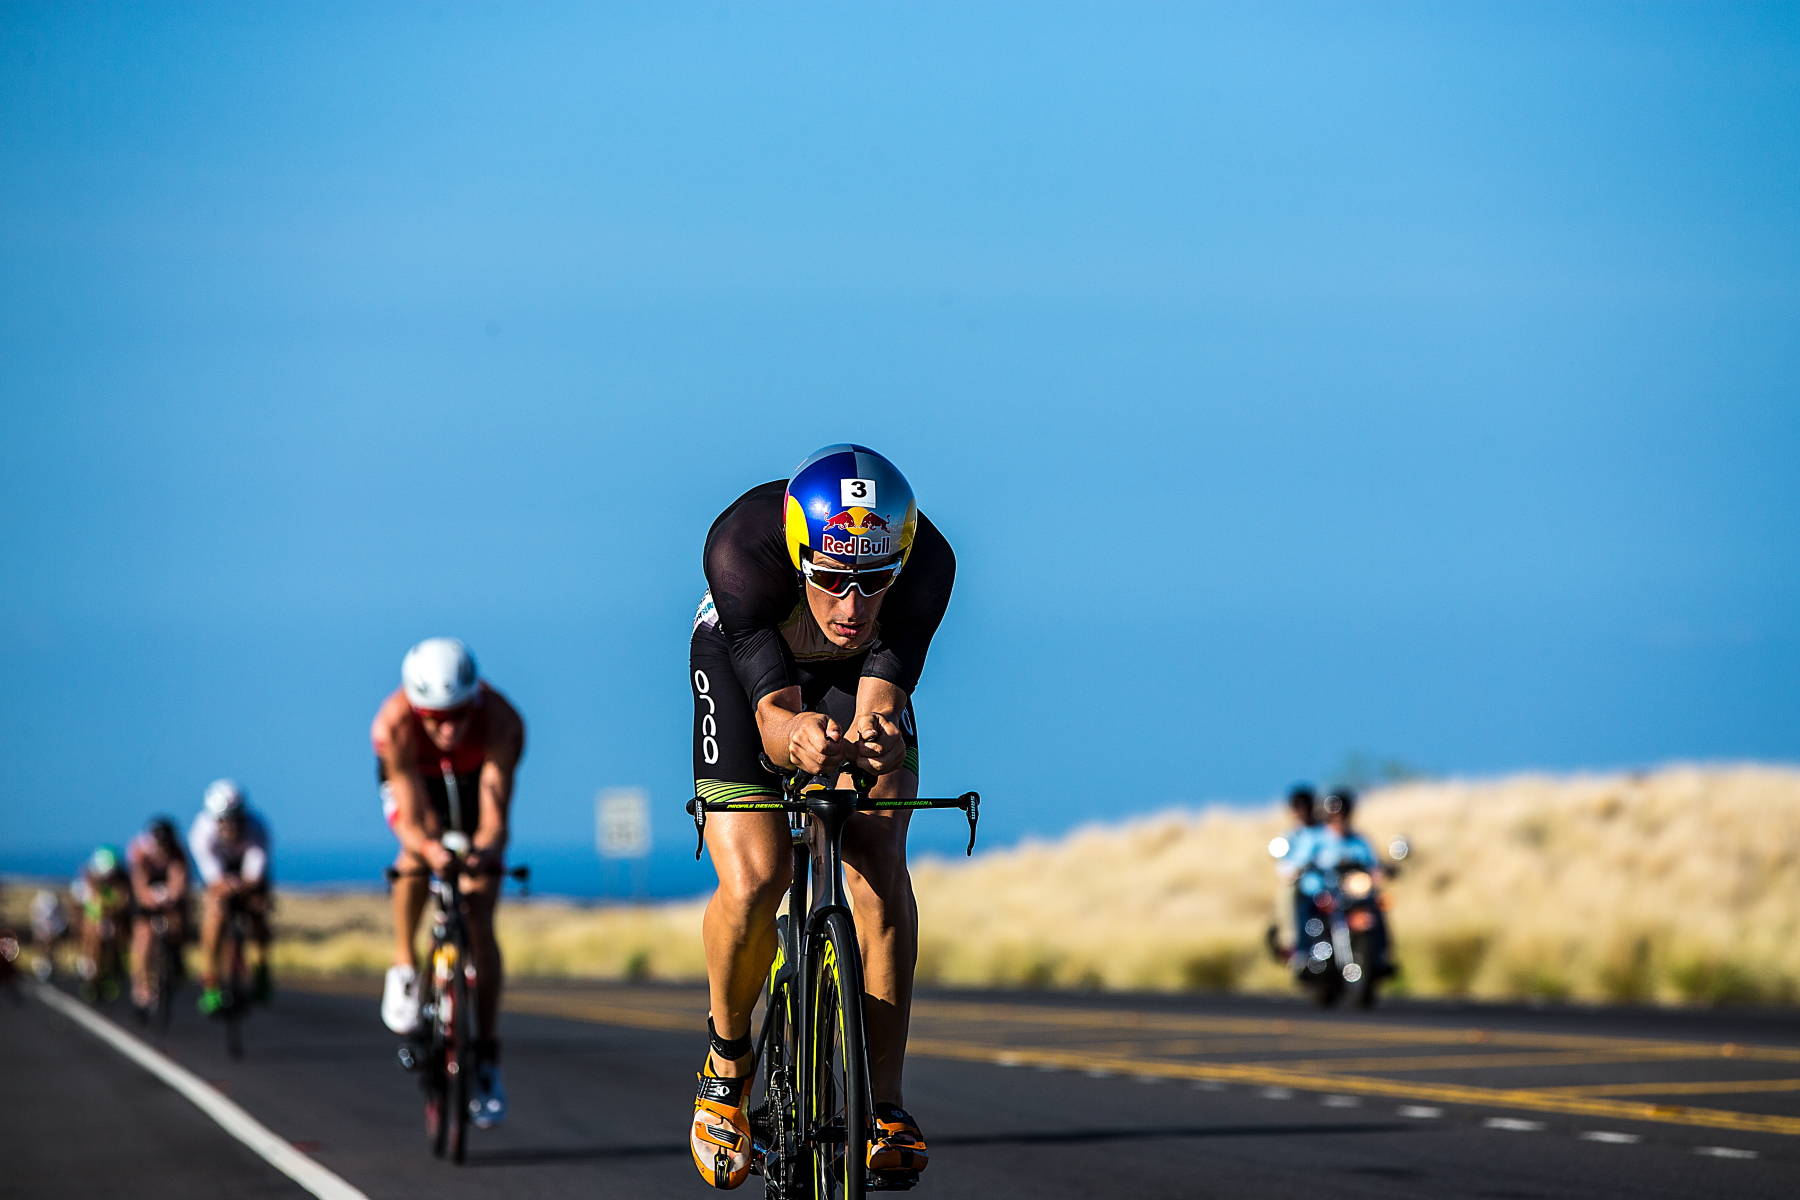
[1268,836,1409,1009]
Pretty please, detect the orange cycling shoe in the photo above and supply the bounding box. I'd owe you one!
[691,1018,755,1189]
[868,1102,929,1177]
[692,1071,753,1188]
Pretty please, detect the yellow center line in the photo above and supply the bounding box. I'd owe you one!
[996,1036,1387,1058]
[901,1039,1800,1137]
[1243,1050,1697,1074]
[917,1000,1800,1064]
[286,979,1800,1136]
[1540,1078,1800,1098]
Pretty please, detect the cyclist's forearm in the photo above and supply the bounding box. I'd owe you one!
[754,688,808,768]
[393,812,437,860]
[473,823,509,856]
[851,676,908,725]
[474,762,513,856]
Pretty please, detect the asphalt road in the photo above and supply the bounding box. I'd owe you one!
[7,973,1798,1198]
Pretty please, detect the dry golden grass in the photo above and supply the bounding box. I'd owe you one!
[911,763,1800,1005]
[13,765,1794,1006]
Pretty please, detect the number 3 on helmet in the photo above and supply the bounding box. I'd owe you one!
[783,444,919,572]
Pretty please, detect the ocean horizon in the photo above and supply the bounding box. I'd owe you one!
[2,843,716,903]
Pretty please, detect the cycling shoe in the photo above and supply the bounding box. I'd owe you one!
[692,1068,753,1189]
[868,1102,928,1176]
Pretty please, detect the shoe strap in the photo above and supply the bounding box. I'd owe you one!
[695,1070,750,1109]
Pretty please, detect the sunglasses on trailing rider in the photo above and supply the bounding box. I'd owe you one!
[412,703,474,723]
[800,556,903,598]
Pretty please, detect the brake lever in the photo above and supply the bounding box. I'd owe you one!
[687,797,707,860]
[963,791,980,855]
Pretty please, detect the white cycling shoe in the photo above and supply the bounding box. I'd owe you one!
[381,965,421,1035]
[471,1064,507,1129]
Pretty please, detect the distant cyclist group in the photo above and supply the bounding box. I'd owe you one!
[47,778,272,1024]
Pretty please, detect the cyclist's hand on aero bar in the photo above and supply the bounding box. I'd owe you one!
[786,712,847,776]
[422,840,456,876]
[848,712,905,776]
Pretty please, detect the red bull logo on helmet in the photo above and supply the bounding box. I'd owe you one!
[819,507,894,557]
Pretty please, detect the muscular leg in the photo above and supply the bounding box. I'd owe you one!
[79,915,101,978]
[840,768,918,1107]
[248,895,271,966]
[701,810,792,1075]
[131,916,154,1005]
[391,850,428,970]
[200,886,227,988]
[464,876,503,1052]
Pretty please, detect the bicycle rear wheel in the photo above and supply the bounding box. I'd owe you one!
[806,909,868,1200]
[755,914,802,1196]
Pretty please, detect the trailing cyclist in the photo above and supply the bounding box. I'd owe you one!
[72,846,131,1002]
[372,637,524,1129]
[127,815,193,1017]
[189,779,274,1015]
[689,444,954,1189]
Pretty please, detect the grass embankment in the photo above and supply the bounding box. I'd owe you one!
[12,766,1795,1006]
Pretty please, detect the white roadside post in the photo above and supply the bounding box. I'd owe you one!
[595,787,652,901]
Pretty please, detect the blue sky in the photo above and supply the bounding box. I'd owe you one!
[4,3,1796,876]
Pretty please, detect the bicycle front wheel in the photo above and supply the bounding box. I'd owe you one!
[806,910,868,1200]
[422,944,452,1157]
[446,955,475,1164]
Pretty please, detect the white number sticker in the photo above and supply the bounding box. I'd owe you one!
[841,478,876,507]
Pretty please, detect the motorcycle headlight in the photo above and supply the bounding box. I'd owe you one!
[1341,871,1372,900]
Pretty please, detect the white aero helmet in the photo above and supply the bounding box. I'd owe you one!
[204,778,245,818]
[402,637,480,712]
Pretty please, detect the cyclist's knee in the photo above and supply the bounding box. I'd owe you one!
[714,859,792,918]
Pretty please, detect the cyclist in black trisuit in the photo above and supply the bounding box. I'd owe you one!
[689,444,954,1190]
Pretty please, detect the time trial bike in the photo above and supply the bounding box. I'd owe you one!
[688,762,979,1198]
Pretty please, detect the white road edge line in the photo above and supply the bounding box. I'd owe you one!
[1694,1146,1759,1160]
[31,982,369,1200]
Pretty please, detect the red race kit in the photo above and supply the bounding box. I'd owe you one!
[371,683,525,836]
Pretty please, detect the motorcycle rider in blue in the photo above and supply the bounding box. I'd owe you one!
[1275,784,1321,968]
[1296,788,1389,969]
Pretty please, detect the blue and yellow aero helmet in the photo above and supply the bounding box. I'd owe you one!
[783,444,918,571]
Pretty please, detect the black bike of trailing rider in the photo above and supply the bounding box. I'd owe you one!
[388,831,530,1165]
